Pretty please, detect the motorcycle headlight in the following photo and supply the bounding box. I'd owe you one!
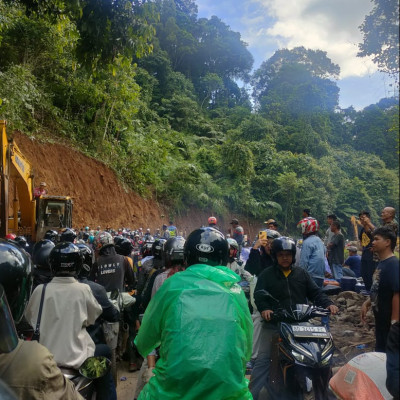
[292,350,306,363]
[321,339,334,358]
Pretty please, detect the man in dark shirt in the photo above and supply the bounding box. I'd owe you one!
[328,221,344,282]
[250,237,338,400]
[361,227,399,352]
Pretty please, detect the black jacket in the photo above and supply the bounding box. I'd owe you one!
[254,264,333,312]
[245,248,274,276]
[91,246,135,292]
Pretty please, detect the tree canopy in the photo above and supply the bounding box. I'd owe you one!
[0,0,398,235]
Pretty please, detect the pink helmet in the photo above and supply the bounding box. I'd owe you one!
[297,218,319,234]
[208,216,217,225]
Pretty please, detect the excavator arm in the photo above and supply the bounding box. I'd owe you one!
[0,120,36,238]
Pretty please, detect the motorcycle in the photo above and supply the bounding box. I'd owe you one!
[267,304,335,400]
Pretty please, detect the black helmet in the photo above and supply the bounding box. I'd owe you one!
[0,284,19,354]
[32,239,55,269]
[49,242,82,277]
[76,243,93,278]
[152,239,166,259]
[59,228,77,243]
[44,229,58,243]
[270,237,296,264]
[115,238,134,256]
[81,231,90,242]
[184,227,229,267]
[0,239,32,322]
[113,235,124,247]
[14,236,29,250]
[164,236,185,266]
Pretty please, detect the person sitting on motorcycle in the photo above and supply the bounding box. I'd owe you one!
[25,242,116,400]
[250,236,338,400]
[76,243,120,345]
[31,239,55,290]
[135,227,253,400]
[90,231,135,293]
[0,283,83,400]
[226,238,253,283]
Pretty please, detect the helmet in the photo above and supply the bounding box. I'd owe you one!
[59,228,77,243]
[184,227,229,267]
[0,284,19,354]
[208,216,217,225]
[141,240,154,257]
[49,242,83,277]
[297,218,319,234]
[5,233,16,240]
[0,239,32,322]
[14,236,29,250]
[227,238,239,259]
[44,229,58,243]
[76,243,93,278]
[164,236,185,266]
[115,238,134,256]
[270,237,296,264]
[81,232,89,242]
[32,239,55,269]
[113,235,124,247]
[93,231,114,251]
[227,238,239,250]
[85,226,89,231]
[152,239,167,259]
[260,229,281,239]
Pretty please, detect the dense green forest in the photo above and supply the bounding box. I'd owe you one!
[0,0,398,235]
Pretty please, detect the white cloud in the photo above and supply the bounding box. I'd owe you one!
[247,0,378,78]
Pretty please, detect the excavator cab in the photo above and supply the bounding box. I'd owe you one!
[36,196,73,241]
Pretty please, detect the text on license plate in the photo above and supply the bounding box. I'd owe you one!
[292,326,327,333]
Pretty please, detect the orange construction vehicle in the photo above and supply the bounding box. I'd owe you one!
[0,120,73,241]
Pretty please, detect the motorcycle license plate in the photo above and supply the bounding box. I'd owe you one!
[291,325,330,338]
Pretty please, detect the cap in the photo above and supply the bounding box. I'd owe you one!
[39,182,47,187]
[264,218,277,225]
[348,246,357,252]
[230,218,239,225]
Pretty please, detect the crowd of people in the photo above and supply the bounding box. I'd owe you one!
[0,207,398,400]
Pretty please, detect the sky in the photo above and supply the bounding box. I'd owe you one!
[196,0,397,110]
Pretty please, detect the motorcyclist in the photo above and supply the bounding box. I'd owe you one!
[134,236,186,399]
[250,236,338,400]
[44,229,58,243]
[25,242,116,400]
[59,228,77,243]
[90,231,135,293]
[76,243,120,344]
[0,284,83,399]
[31,239,55,290]
[0,239,32,324]
[226,238,253,282]
[135,227,253,400]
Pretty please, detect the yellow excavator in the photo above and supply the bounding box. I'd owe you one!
[0,120,73,241]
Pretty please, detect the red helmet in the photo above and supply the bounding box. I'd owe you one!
[5,233,16,240]
[208,216,217,225]
[297,218,319,234]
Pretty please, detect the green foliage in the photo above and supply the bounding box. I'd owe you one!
[0,0,397,234]
[358,0,399,76]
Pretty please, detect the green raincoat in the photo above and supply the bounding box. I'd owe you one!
[135,264,253,400]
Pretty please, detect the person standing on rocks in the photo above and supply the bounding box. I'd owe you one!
[358,210,377,292]
[328,221,345,282]
[361,227,399,352]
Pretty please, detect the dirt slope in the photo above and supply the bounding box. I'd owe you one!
[15,133,165,230]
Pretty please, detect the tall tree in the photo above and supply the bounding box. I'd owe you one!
[358,0,399,77]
